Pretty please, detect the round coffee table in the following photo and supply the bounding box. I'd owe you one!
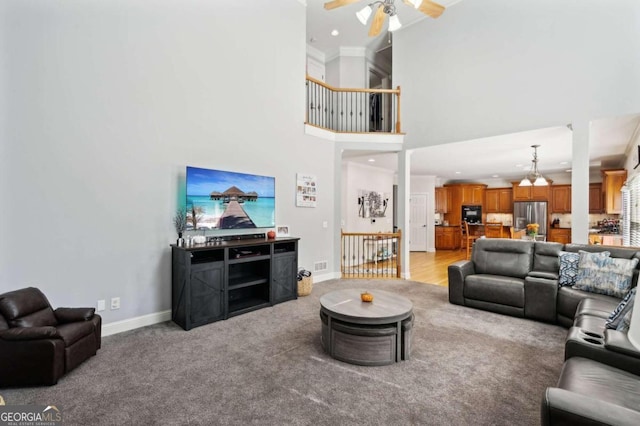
[319,289,413,366]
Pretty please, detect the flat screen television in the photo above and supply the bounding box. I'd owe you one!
[186,166,275,230]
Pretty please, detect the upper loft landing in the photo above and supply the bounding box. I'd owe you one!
[305,75,405,145]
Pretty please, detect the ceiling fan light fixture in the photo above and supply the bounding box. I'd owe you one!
[388,14,402,31]
[356,5,373,25]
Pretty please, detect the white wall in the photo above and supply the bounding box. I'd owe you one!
[342,162,394,233]
[395,0,640,149]
[395,0,640,245]
[1,0,335,324]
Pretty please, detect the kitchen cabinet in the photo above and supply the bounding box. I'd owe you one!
[551,185,571,213]
[589,183,603,213]
[435,187,449,213]
[435,226,460,250]
[512,182,551,201]
[548,228,571,244]
[486,188,513,213]
[602,169,627,214]
[443,183,487,226]
[462,185,485,205]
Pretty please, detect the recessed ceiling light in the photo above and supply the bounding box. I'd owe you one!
[368,158,375,162]
[566,169,572,173]
[455,171,461,174]
[515,164,523,168]
[492,174,499,178]
[560,161,568,165]
[331,29,339,37]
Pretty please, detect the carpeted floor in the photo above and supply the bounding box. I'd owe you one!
[0,280,567,425]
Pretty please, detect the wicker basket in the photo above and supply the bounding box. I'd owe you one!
[297,276,313,297]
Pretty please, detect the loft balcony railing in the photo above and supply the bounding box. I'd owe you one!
[305,75,402,134]
[341,230,402,279]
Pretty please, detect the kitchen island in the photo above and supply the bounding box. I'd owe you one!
[588,233,623,246]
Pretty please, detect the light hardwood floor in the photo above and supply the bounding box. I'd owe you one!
[409,249,466,286]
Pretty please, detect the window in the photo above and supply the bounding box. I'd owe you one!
[623,175,640,247]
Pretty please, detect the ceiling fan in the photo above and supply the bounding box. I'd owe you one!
[324,0,446,37]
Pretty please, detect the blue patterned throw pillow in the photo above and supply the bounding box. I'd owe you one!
[606,287,636,329]
[574,252,638,299]
[617,306,634,332]
[558,251,580,287]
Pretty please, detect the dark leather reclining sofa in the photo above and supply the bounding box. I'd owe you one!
[448,238,640,425]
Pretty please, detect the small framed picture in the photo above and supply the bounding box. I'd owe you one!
[276,225,290,237]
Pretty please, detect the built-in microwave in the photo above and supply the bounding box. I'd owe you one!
[462,205,482,224]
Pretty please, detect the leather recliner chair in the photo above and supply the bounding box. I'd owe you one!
[0,287,101,387]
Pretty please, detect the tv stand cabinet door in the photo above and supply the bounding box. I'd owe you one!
[271,253,297,304]
[189,261,225,327]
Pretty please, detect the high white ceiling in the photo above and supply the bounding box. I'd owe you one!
[307,1,640,182]
[307,0,463,59]
[343,114,640,181]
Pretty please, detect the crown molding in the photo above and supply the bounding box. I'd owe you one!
[306,44,326,63]
[339,46,367,57]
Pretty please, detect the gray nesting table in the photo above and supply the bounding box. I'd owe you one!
[319,289,414,366]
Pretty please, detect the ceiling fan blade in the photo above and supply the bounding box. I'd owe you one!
[402,0,445,18]
[368,5,386,37]
[324,0,361,10]
[417,1,446,18]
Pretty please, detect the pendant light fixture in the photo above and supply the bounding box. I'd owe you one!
[519,144,548,187]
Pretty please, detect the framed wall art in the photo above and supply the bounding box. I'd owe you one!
[296,173,317,208]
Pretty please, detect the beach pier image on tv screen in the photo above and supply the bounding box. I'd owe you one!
[186,166,275,230]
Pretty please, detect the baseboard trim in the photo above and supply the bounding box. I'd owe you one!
[313,271,341,282]
[102,310,172,337]
[103,272,343,336]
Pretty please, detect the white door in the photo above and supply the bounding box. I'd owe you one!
[307,57,325,82]
[410,193,427,251]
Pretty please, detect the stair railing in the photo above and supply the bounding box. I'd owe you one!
[340,230,402,279]
[305,75,402,134]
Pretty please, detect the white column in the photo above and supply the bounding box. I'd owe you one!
[571,121,590,244]
[397,149,412,278]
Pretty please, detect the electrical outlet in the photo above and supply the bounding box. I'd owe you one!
[322,221,328,228]
[110,297,120,310]
[97,300,105,312]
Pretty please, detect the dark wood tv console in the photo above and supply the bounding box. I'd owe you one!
[171,237,299,330]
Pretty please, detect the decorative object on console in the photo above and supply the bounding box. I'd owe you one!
[267,230,276,239]
[519,144,548,186]
[526,223,539,237]
[573,251,637,298]
[173,209,187,246]
[276,225,290,237]
[192,235,206,244]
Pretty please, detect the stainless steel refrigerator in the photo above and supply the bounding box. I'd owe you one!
[513,201,548,236]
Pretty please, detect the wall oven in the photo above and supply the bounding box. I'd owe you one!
[462,205,482,224]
